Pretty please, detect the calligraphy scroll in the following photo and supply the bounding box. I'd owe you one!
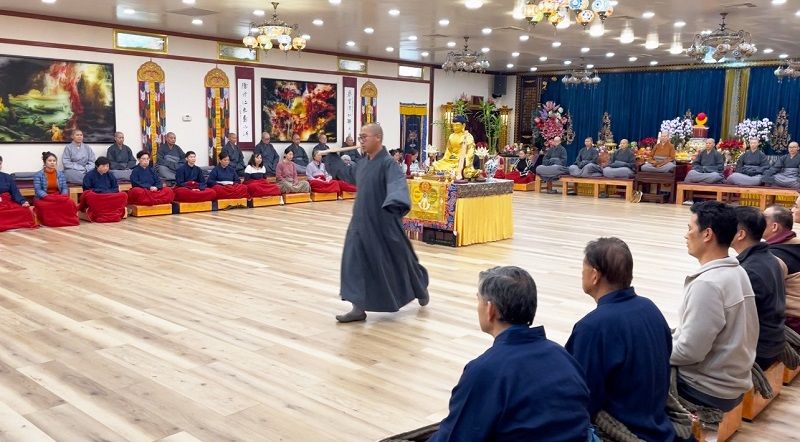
[137,61,166,163]
[235,66,255,149]
[205,68,230,165]
[343,77,357,142]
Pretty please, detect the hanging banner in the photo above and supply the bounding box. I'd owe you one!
[400,103,428,157]
[137,61,166,163]
[235,66,255,149]
[205,68,230,165]
[407,179,447,223]
[360,80,378,125]
[343,77,358,142]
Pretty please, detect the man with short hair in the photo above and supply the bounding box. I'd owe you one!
[672,201,758,412]
[62,129,97,184]
[156,132,186,182]
[535,136,569,193]
[429,266,591,441]
[254,132,279,176]
[732,206,786,370]
[106,131,136,181]
[726,137,769,186]
[569,137,602,178]
[684,138,724,184]
[221,133,246,178]
[641,131,676,173]
[321,123,429,323]
[602,139,636,179]
[566,237,674,441]
[763,204,796,245]
[341,134,364,163]
[174,151,217,203]
[764,203,800,334]
[79,156,128,223]
[765,141,800,188]
[285,133,309,174]
[128,151,175,206]
[312,133,330,157]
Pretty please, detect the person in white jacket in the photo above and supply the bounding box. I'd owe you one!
[673,200,759,413]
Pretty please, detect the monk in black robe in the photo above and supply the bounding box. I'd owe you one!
[322,123,429,322]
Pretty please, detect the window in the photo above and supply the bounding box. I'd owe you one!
[398,65,423,79]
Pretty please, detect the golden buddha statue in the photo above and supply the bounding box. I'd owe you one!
[432,115,478,179]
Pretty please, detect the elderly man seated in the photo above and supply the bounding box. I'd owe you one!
[641,132,676,173]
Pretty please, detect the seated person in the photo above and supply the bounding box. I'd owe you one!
[243,153,281,197]
[391,149,405,172]
[569,137,602,178]
[684,138,724,184]
[106,131,136,181]
[566,238,674,441]
[506,149,536,183]
[428,266,591,441]
[254,132,279,176]
[0,155,36,232]
[222,133,246,178]
[341,135,363,164]
[602,139,636,178]
[306,150,341,194]
[207,152,249,199]
[732,206,786,370]
[32,151,79,227]
[174,151,217,203]
[341,154,353,167]
[641,132,676,173]
[726,137,769,186]
[764,203,800,334]
[156,132,186,182]
[764,141,800,188]
[62,129,96,184]
[536,136,569,192]
[79,157,129,223]
[128,151,175,206]
[285,133,309,174]
[673,201,758,412]
[276,148,311,194]
[312,133,330,156]
[404,149,422,176]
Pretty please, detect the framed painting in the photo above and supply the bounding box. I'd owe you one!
[261,78,337,142]
[113,29,168,54]
[337,58,368,74]
[218,43,259,63]
[0,55,116,143]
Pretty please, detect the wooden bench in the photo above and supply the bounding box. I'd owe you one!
[560,176,633,201]
[248,196,281,208]
[310,192,338,202]
[676,183,799,209]
[692,401,742,442]
[743,362,785,421]
[784,364,800,385]
[283,193,312,204]
[172,201,213,214]
[213,198,248,211]
[512,181,537,191]
[128,204,172,217]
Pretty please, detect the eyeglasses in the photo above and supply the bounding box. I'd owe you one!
[358,134,371,140]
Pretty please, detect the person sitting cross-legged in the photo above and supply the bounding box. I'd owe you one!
[726,137,769,186]
[764,141,800,188]
[173,151,217,203]
[306,149,341,194]
[506,149,536,184]
[535,136,569,193]
[276,148,311,194]
[684,138,724,184]
[127,151,175,206]
[764,203,800,334]
[79,156,129,223]
[427,266,592,442]
[568,137,602,178]
[32,151,79,227]
[602,139,636,179]
[243,153,281,198]
[0,154,36,232]
[207,152,249,199]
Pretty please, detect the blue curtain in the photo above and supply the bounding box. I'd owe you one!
[540,69,726,163]
[746,67,800,154]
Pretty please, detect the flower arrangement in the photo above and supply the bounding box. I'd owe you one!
[502,143,523,156]
[659,117,693,146]
[734,118,773,143]
[638,137,657,148]
[531,101,572,147]
[717,138,745,163]
[474,145,489,159]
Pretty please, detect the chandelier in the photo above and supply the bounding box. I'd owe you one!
[442,37,490,73]
[686,13,756,63]
[775,60,800,82]
[242,2,306,53]
[523,0,613,29]
[561,66,601,87]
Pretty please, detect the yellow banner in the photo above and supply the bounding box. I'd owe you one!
[408,179,447,223]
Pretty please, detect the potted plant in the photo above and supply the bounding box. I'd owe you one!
[476,98,502,154]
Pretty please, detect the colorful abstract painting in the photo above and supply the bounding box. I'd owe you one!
[0,55,116,143]
[261,78,336,142]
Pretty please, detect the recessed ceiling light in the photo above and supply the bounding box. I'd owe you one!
[629,56,638,62]
[779,53,789,59]
[41,0,56,3]
[674,21,686,28]
[329,0,341,4]
[587,64,595,69]
[192,18,203,25]
[539,56,548,61]
[620,27,635,44]
[302,34,311,40]
[564,60,572,65]
[447,41,456,47]
[253,9,265,16]
[346,41,356,47]
[642,11,655,19]
[512,52,520,57]
[589,21,605,37]
[530,67,538,71]
[364,27,374,34]
[312,19,324,26]
[439,19,450,26]
[482,27,492,35]
[123,8,135,14]
[763,48,774,54]
[669,42,683,55]
[507,63,514,68]
[182,0,195,4]
[650,60,659,65]
[606,52,615,57]
[772,0,787,4]
[552,41,562,47]
[421,51,430,57]
[481,47,490,53]
[465,0,484,9]
[408,35,417,41]
[386,46,394,52]
[388,9,400,16]
[520,35,530,41]
[796,9,800,16]
[645,33,660,49]
[581,47,590,53]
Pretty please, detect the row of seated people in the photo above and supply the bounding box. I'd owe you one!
[685,138,800,187]
[0,146,356,231]
[417,201,800,440]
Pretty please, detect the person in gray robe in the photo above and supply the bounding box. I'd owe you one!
[254,132,279,176]
[321,123,429,323]
[765,141,800,188]
[221,133,246,178]
[684,139,724,184]
[602,139,637,179]
[62,129,96,184]
[285,133,309,174]
[106,131,136,181]
[569,137,603,177]
[156,132,186,182]
[726,138,769,186]
[535,136,569,192]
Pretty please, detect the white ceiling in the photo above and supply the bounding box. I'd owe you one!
[4,0,800,72]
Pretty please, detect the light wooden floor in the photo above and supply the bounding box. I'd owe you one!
[0,193,796,441]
